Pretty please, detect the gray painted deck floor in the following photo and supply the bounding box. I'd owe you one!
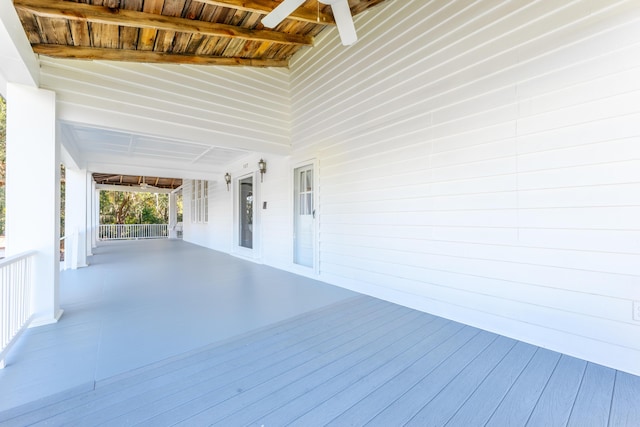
[0,240,639,426]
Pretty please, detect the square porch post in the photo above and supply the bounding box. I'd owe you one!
[169,191,177,238]
[64,167,88,269]
[92,184,99,249]
[5,83,63,326]
[86,172,94,256]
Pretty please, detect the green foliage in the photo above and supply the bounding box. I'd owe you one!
[0,187,4,237]
[60,165,65,237]
[100,190,169,225]
[0,96,5,174]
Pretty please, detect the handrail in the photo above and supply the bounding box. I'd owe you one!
[0,250,37,267]
[98,224,169,241]
[0,250,36,368]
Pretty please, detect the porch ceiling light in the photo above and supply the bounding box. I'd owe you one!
[258,159,267,182]
[224,172,231,191]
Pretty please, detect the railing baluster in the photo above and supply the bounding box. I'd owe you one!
[98,224,170,241]
[0,251,36,368]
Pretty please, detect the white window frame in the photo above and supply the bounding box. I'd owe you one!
[291,158,320,275]
[191,179,209,224]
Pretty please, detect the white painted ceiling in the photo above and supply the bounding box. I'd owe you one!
[60,121,250,181]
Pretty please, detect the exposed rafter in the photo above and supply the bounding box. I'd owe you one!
[12,0,388,68]
[32,44,289,66]
[14,0,314,45]
[197,0,335,24]
[93,173,183,190]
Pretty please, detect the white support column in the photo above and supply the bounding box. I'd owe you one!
[86,173,94,256]
[65,167,88,269]
[169,191,177,239]
[92,185,99,249]
[5,83,63,326]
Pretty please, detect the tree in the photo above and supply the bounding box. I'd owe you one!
[100,190,169,225]
[100,191,134,224]
[0,96,5,177]
[60,165,65,237]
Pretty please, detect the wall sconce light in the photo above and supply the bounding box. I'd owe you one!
[224,172,231,191]
[258,158,267,182]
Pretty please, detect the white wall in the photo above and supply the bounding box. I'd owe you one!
[284,0,640,375]
[183,154,293,269]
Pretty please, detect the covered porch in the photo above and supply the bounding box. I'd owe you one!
[0,239,638,425]
[2,1,640,424]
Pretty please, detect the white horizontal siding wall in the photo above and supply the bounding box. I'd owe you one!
[289,0,640,375]
[203,179,234,253]
[184,154,293,266]
[39,58,292,155]
[257,155,295,269]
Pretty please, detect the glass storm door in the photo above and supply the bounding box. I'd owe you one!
[239,176,253,249]
[294,165,314,267]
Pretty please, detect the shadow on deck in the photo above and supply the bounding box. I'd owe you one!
[0,240,638,425]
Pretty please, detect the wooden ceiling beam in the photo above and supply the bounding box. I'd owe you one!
[350,0,387,15]
[196,0,335,25]
[32,44,289,67]
[14,0,313,45]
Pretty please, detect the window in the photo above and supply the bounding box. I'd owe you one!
[191,179,208,223]
[294,164,314,267]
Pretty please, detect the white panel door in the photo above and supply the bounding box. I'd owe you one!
[294,164,314,267]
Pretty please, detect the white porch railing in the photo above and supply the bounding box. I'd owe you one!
[99,224,168,241]
[0,251,36,369]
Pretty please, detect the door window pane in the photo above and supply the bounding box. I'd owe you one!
[239,176,253,249]
[294,165,314,267]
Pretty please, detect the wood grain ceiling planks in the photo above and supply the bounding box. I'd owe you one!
[93,173,183,189]
[13,0,388,67]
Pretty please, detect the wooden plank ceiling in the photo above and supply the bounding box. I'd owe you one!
[93,173,183,189]
[13,0,387,67]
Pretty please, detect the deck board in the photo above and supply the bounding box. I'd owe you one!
[0,239,357,413]
[443,341,538,426]
[263,318,455,426]
[2,296,371,425]
[1,240,639,426]
[609,371,640,426]
[138,304,412,426]
[327,326,481,425]
[525,355,587,427]
[484,347,561,426]
[192,310,434,426]
[405,336,518,426]
[42,297,388,426]
[23,296,379,427]
[366,331,500,426]
[109,304,406,425]
[216,313,439,425]
[567,363,616,427]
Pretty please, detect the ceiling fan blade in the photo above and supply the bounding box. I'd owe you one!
[262,0,306,28]
[330,0,357,45]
